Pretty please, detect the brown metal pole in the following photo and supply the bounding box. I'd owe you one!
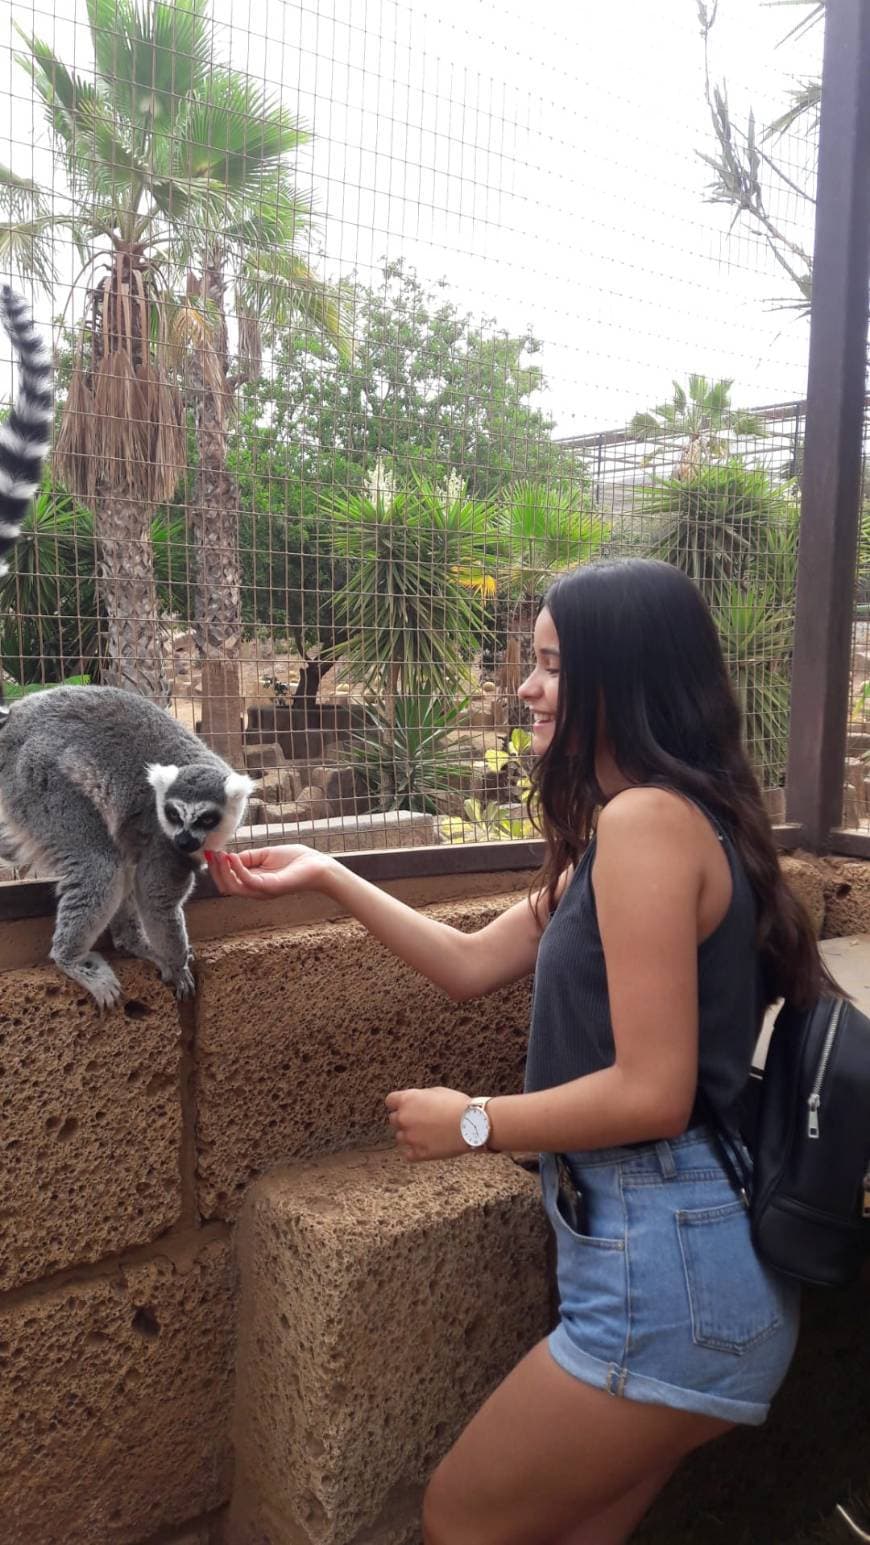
[785,0,870,849]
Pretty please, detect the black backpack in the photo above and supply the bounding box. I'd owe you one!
[708,996,870,1288]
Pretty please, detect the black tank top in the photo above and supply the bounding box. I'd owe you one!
[523,796,765,1130]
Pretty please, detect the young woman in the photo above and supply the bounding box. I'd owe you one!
[208,559,825,1545]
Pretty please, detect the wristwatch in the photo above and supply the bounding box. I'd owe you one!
[459,1096,493,1152]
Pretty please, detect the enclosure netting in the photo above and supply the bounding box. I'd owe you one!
[0,0,823,864]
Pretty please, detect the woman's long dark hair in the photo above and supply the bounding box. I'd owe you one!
[531,558,832,1008]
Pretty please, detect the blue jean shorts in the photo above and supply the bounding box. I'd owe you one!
[540,1126,800,1426]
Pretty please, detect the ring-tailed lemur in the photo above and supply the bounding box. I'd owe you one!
[0,287,253,1008]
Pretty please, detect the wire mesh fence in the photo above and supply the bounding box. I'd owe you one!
[0,0,828,871]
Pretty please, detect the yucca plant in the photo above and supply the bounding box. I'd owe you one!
[10,0,346,727]
[642,461,799,788]
[325,468,491,716]
[642,461,799,589]
[486,479,606,726]
[713,582,795,789]
[347,695,474,814]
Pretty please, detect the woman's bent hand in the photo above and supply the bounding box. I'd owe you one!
[386,1086,472,1161]
[206,845,337,898]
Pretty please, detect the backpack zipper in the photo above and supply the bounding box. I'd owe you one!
[806,1000,845,1140]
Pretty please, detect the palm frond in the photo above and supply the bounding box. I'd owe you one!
[238,249,352,359]
[170,71,308,187]
[766,79,822,139]
[0,215,59,289]
[629,412,661,438]
[0,163,49,218]
[17,32,142,209]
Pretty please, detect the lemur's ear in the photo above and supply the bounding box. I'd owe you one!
[224,771,255,802]
[146,763,180,798]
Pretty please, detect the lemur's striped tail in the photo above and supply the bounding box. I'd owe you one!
[0,287,53,579]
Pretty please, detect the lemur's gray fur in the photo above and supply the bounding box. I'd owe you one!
[0,289,253,1008]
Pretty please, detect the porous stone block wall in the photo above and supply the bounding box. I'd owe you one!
[0,962,182,1290]
[0,883,535,1544]
[1,1237,236,1545]
[0,851,852,1543]
[229,1150,551,1545]
[193,898,532,1220]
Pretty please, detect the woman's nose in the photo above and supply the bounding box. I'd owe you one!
[518,671,538,702]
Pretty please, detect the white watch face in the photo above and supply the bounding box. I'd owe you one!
[460,1105,490,1148]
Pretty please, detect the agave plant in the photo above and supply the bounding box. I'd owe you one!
[10,0,346,726]
[325,469,491,715]
[347,695,474,813]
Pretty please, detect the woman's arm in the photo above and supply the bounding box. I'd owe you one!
[388,789,706,1159]
[207,846,547,1000]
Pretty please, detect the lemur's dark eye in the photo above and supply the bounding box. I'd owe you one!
[164,805,182,826]
[198,811,221,831]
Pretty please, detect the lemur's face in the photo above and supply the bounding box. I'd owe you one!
[160,796,223,854]
[146,765,254,856]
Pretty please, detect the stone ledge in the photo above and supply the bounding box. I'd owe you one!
[230,810,436,854]
[229,1148,551,1545]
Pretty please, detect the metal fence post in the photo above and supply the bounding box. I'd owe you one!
[785,0,870,849]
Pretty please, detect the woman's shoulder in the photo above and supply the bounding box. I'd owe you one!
[596,785,708,845]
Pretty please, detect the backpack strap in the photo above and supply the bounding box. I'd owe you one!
[696,1087,754,1208]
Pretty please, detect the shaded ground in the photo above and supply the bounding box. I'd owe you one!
[637,1279,870,1544]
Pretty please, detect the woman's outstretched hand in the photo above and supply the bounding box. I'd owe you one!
[205,844,338,899]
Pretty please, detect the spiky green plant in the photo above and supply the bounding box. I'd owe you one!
[347,695,474,813]
[641,461,798,787]
[486,478,606,725]
[325,471,490,712]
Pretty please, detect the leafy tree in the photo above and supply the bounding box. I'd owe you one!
[265,259,578,499]
[0,481,187,689]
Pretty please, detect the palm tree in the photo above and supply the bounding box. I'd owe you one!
[11,0,345,729]
[629,376,765,479]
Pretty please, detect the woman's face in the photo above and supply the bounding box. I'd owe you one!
[518,606,561,756]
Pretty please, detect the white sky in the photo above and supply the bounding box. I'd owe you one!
[1,0,823,434]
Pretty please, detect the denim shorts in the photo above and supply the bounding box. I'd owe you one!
[540,1126,800,1426]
